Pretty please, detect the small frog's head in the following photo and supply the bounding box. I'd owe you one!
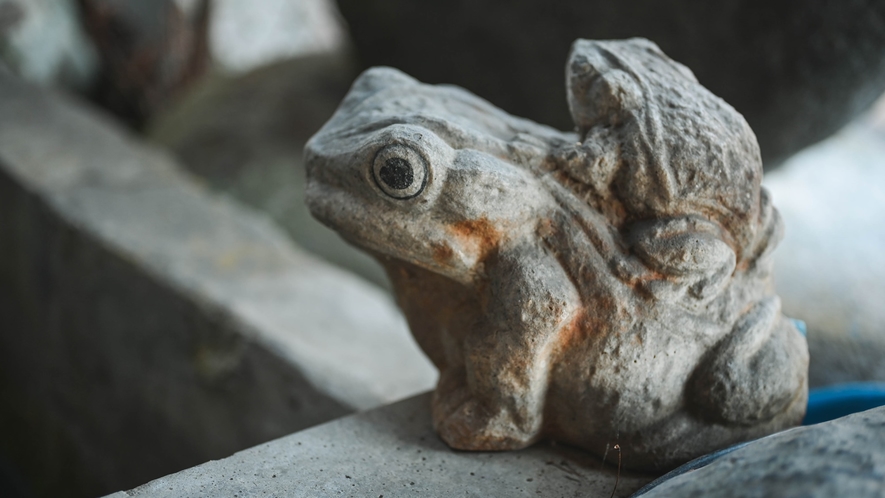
[305,67,563,284]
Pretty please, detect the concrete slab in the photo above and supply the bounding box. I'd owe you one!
[109,393,657,498]
[0,73,435,497]
[638,406,885,497]
[146,54,392,291]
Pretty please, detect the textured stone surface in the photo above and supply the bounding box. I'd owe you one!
[147,54,391,289]
[766,100,885,387]
[338,0,885,168]
[305,39,808,471]
[107,393,657,498]
[0,73,435,497]
[639,406,885,497]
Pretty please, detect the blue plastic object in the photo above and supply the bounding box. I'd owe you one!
[803,382,885,425]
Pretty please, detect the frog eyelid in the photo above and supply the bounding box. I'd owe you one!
[370,142,431,200]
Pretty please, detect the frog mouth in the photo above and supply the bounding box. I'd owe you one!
[306,179,478,284]
[304,180,352,233]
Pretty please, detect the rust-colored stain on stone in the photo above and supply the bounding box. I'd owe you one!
[449,217,501,258]
[431,241,455,264]
[555,310,589,352]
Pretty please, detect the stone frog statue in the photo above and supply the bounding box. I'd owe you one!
[304,38,809,471]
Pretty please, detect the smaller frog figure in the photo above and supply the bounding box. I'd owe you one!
[305,38,808,471]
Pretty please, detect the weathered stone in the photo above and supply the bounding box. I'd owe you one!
[106,392,658,498]
[337,0,885,168]
[305,39,808,471]
[0,73,435,497]
[766,98,885,387]
[0,0,98,89]
[637,406,885,497]
[147,53,391,289]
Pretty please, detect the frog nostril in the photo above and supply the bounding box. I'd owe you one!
[379,157,414,190]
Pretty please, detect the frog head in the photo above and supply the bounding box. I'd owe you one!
[305,67,568,284]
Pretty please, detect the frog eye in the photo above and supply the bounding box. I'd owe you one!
[372,144,428,199]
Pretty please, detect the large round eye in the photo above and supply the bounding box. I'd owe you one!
[372,144,428,199]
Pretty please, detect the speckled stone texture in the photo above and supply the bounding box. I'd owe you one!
[305,38,809,471]
[639,406,885,497]
[106,393,657,498]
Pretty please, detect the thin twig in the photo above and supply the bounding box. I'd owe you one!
[609,444,622,498]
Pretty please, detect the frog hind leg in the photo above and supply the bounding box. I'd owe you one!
[687,296,809,427]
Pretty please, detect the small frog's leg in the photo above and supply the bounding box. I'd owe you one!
[433,242,581,450]
[628,216,737,303]
[688,297,809,425]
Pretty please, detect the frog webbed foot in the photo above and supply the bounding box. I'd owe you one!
[432,390,540,451]
[688,297,808,426]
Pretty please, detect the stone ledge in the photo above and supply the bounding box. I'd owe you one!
[0,73,435,496]
[109,393,657,498]
[639,406,885,497]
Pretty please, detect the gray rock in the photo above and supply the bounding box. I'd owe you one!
[766,103,885,387]
[305,39,809,471]
[0,0,98,89]
[640,406,885,497]
[147,53,392,290]
[107,392,658,498]
[0,73,435,497]
[338,0,885,168]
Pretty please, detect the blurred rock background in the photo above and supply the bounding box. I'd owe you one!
[0,0,884,496]
[766,96,885,387]
[0,0,97,89]
[336,0,885,169]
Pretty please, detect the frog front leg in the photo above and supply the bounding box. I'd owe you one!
[688,296,809,426]
[433,242,581,450]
